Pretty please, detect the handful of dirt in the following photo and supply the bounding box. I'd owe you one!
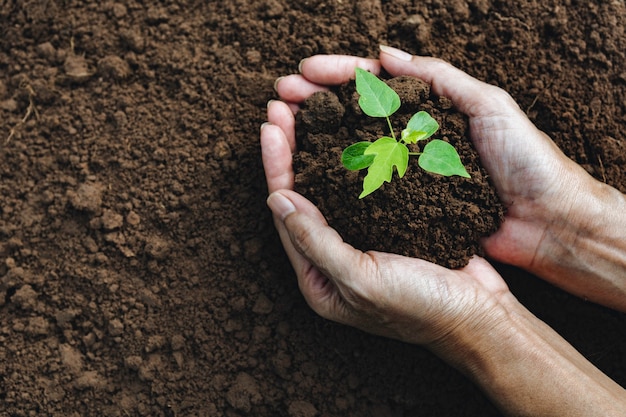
[293,75,505,269]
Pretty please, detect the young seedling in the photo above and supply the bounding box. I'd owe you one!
[342,68,470,198]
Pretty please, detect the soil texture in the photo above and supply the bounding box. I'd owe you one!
[294,76,504,269]
[1,1,625,416]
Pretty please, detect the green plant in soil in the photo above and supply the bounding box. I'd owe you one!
[342,68,470,198]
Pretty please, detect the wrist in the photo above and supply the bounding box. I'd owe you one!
[432,298,626,416]
[533,173,626,310]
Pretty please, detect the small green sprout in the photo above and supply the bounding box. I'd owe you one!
[342,68,470,198]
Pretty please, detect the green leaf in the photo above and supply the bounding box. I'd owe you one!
[360,137,409,198]
[418,139,471,178]
[355,68,401,118]
[342,142,374,170]
[401,111,439,144]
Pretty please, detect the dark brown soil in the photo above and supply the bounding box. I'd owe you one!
[294,76,504,269]
[1,1,625,416]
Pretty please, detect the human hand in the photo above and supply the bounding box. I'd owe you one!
[261,46,626,415]
[261,54,516,348]
[271,45,626,311]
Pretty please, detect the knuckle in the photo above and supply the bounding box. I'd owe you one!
[343,252,387,309]
[288,215,316,255]
[486,85,518,109]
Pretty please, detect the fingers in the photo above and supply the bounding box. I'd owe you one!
[267,100,296,152]
[274,55,381,104]
[276,47,520,119]
[379,45,521,119]
[266,190,373,320]
[299,55,381,85]
[266,191,333,317]
[274,74,329,105]
[270,190,368,284]
[266,190,516,346]
[260,122,294,193]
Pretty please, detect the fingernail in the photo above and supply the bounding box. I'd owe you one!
[260,121,272,131]
[298,58,308,73]
[267,192,296,220]
[267,99,276,109]
[273,76,285,93]
[379,45,413,62]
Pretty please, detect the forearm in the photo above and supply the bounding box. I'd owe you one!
[533,177,626,311]
[433,300,626,416]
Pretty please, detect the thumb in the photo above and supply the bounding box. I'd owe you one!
[267,190,374,322]
[378,45,522,119]
[268,190,366,284]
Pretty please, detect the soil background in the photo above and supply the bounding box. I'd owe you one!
[0,1,625,416]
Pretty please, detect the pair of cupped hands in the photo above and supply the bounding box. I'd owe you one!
[260,45,622,352]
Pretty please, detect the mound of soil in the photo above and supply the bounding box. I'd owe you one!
[294,76,504,268]
[0,1,625,416]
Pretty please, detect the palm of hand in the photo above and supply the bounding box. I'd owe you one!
[262,54,520,347]
[270,54,581,270]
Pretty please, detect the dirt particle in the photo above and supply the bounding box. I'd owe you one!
[402,14,432,46]
[260,0,284,18]
[288,400,318,417]
[108,318,124,336]
[144,236,170,260]
[386,75,431,110]
[36,42,57,61]
[55,308,79,327]
[0,98,18,112]
[138,288,160,307]
[297,91,345,135]
[213,45,242,66]
[25,316,50,336]
[145,7,169,25]
[101,209,124,230]
[110,3,127,18]
[112,110,128,128]
[98,55,132,80]
[145,335,166,353]
[449,0,471,19]
[126,211,141,226]
[214,140,231,160]
[82,236,99,253]
[226,372,262,413]
[0,79,7,99]
[468,0,491,14]
[11,284,39,310]
[170,334,185,351]
[59,343,84,374]
[137,354,164,381]
[67,183,103,214]
[252,293,274,315]
[124,355,143,371]
[245,49,262,64]
[63,54,93,82]
[120,29,146,53]
[252,326,271,344]
[82,332,96,347]
[271,350,292,379]
[43,379,66,402]
[243,237,263,263]
[74,371,106,390]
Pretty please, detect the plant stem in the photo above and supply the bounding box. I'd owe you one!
[386,116,396,141]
